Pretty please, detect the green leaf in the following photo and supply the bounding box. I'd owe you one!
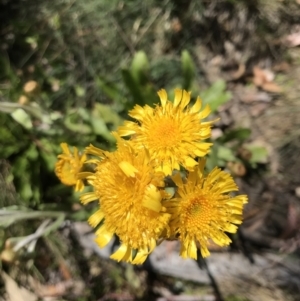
[181,50,195,90]
[11,108,32,130]
[26,144,38,160]
[217,145,236,162]
[39,140,57,171]
[201,80,231,112]
[93,103,123,128]
[245,145,269,165]
[206,144,219,171]
[219,128,251,143]
[122,69,144,105]
[89,116,114,142]
[74,85,86,97]
[130,51,149,84]
[64,114,92,134]
[95,76,122,102]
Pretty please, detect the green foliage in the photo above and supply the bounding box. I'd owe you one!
[181,50,195,91]
[0,37,236,208]
[200,80,232,113]
[244,144,269,167]
[206,127,268,174]
[206,128,251,171]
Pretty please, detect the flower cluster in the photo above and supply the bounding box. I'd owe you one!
[55,89,248,264]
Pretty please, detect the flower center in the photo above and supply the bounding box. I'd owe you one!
[182,196,213,230]
[148,117,181,149]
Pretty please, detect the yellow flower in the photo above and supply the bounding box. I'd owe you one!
[80,135,170,264]
[55,143,86,192]
[164,160,248,259]
[118,89,213,176]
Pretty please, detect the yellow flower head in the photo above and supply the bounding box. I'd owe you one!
[55,143,87,192]
[118,89,213,176]
[164,160,248,259]
[80,134,170,264]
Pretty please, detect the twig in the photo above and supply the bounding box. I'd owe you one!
[12,213,65,252]
[196,251,224,301]
[13,219,52,252]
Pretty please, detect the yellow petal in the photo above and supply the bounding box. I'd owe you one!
[95,225,114,247]
[159,163,172,176]
[117,126,136,137]
[187,169,197,185]
[184,157,198,170]
[132,248,148,264]
[205,167,221,185]
[200,245,210,258]
[173,89,183,107]
[119,161,139,177]
[75,180,84,192]
[187,240,197,259]
[228,196,248,207]
[180,238,191,258]
[171,172,183,188]
[110,244,132,262]
[78,172,94,179]
[142,184,162,212]
[197,158,206,175]
[88,209,105,228]
[128,105,145,120]
[199,104,211,119]
[224,223,238,233]
[193,143,213,157]
[80,153,87,163]
[238,195,248,204]
[85,144,105,157]
[80,192,98,204]
[149,237,156,253]
[180,90,191,109]
[60,142,70,155]
[190,97,202,113]
[157,89,168,108]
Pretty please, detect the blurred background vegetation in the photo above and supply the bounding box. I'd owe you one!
[1,0,300,300]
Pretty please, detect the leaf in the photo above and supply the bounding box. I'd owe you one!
[95,76,122,102]
[89,116,114,143]
[74,85,86,97]
[201,80,231,112]
[64,114,92,134]
[26,144,38,160]
[206,144,219,171]
[0,102,45,121]
[219,128,251,143]
[130,51,149,84]
[93,103,123,127]
[181,50,195,90]
[122,69,144,105]
[11,108,33,130]
[245,145,269,165]
[90,104,120,142]
[217,145,236,162]
[1,272,38,301]
[261,82,282,93]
